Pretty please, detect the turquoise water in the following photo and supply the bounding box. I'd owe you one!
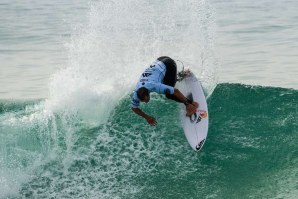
[0,0,298,198]
[1,85,297,198]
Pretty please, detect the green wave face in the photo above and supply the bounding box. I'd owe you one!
[0,84,297,199]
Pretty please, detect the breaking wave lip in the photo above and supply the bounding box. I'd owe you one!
[44,0,218,119]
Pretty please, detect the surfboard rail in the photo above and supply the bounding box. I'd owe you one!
[178,72,209,151]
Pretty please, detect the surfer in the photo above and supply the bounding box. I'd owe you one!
[131,56,198,126]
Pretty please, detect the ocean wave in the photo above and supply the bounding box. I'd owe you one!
[0,84,297,198]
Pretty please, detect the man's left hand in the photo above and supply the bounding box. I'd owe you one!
[186,101,199,116]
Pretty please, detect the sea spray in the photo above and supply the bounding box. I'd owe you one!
[46,0,218,123]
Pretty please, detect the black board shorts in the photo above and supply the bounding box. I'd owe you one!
[157,56,177,87]
[157,56,181,102]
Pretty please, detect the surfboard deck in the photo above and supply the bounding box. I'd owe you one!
[178,72,209,151]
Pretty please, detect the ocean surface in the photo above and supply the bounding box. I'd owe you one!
[0,0,297,198]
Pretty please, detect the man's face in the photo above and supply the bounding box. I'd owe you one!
[141,95,150,103]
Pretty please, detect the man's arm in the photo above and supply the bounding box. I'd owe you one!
[131,107,157,126]
[157,83,196,106]
[172,88,190,103]
[172,88,199,115]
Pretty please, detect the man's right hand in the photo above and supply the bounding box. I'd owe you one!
[146,116,157,126]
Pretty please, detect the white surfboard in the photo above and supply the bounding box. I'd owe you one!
[179,72,209,151]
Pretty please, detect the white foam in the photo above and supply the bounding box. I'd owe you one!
[0,168,28,198]
[44,0,218,124]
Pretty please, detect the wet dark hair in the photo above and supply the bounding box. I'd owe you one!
[137,87,149,101]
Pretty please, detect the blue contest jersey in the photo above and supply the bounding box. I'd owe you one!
[131,60,175,108]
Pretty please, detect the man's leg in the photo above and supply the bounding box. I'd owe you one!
[157,56,182,103]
